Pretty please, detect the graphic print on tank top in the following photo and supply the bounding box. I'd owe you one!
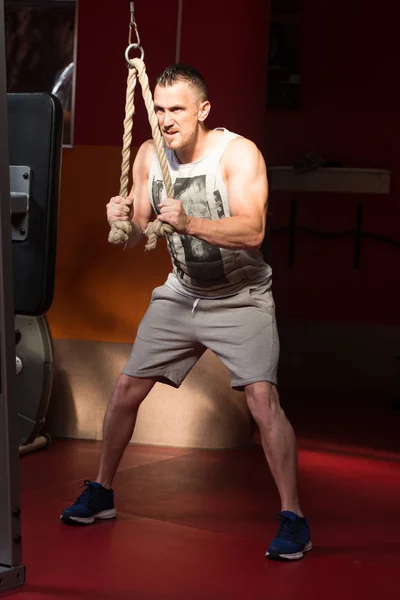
[151,174,229,286]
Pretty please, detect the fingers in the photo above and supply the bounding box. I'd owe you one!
[158,205,175,214]
[157,211,188,234]
[109,195,132,206]
[158,198,175,208]
[158,199,181,214]
[106,195,132,222]
[157,213,170,222]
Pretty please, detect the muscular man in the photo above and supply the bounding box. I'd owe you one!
[60,64,311,561]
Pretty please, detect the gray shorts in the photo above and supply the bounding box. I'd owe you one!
[122,283,279,390]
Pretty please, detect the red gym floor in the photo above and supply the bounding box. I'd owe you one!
[7,392,400,599]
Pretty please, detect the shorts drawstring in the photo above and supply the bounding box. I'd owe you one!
[191,298,200,314]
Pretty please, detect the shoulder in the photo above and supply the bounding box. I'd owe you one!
[226,135,259,154]
[221,136,266,175]
[133,139,156,177]
[135,139,156,166]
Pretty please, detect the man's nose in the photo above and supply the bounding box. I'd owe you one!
[163,111,174,128]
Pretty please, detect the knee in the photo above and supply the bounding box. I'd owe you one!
[111,374,147,412]
[245,382,283,428]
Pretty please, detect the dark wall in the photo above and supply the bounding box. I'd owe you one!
[265,1,400,325]
[75,0,178,147]
[75,0,270,150]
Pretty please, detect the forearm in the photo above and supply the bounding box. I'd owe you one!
[185,216,263,250]
[125,218,144,248]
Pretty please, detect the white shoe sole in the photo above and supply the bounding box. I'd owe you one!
[60,508,117,525]
[266,540,313,561]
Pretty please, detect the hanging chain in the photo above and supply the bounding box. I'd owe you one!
[126,2,144,65]
[128,2,141,46]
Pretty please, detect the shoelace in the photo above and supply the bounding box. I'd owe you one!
[74,480,97,505]
[275,514,304,543]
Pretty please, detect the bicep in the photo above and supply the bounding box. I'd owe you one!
[129,142,154,230]
[226,141,268,228]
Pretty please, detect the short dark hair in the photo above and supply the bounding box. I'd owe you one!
[156,63,208,101]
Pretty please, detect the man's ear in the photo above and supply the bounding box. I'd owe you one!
[198,100,211,122]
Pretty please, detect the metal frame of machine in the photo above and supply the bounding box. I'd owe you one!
[0,0,26,592]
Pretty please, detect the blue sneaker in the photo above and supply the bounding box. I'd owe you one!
[60,480,117,525]
[266,511,312,561]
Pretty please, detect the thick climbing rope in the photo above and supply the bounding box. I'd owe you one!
[108,9,175,250]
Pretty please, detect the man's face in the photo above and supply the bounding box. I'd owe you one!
[154,81,208,151]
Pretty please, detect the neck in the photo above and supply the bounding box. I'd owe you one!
[174,124,213,164]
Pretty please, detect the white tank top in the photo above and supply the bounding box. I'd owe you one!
[148,128,272,298]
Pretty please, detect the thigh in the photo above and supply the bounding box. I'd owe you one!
[135,285,194,345]
[123,285,204,387]
[197,284,280,390]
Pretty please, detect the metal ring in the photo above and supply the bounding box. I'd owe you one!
[125,43,144,66]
